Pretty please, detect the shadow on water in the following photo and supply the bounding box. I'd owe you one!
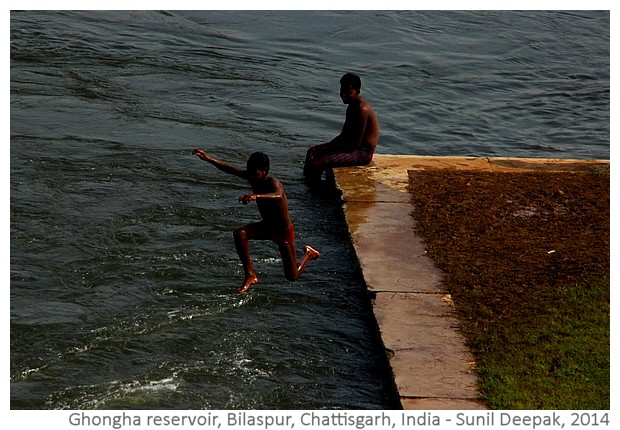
[295,176,402,410]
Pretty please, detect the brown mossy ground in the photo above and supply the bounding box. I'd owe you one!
[407,167,610,408]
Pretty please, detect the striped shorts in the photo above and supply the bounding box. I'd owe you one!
[310,146,374,168]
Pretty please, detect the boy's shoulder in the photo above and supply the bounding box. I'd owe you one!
[267,174,283,187]
[251,174,283,190]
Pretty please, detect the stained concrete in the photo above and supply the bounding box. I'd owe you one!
[332,154,609,410]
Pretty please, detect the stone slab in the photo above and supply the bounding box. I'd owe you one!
[401,398,488,410]
[343,201,443,294]
[373,292,479,399]
[389,348,480,399]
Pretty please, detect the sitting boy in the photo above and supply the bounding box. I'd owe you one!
[304,73,380,182]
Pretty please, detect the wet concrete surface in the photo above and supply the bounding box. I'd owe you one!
[332,154,609,410]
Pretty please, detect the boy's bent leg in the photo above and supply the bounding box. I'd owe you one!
[299,245,320,275]
[278,242,320,282]
[313,147,374,171]
[304,143,332,181]
[304,153,323,182]
[278,241,299,282]
[233,223,264,293]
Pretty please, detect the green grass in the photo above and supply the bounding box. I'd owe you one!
[474,276,610,409]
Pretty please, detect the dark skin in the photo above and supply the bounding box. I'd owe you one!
[305,83,380,167]
[193,148,320,293]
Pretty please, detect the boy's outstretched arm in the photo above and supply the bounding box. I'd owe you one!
[192,148,247,178]
[239,192,283,204]
[239,177,284,205]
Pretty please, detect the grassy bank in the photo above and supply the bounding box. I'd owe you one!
[475,275,609,409]
[408,168,609,409]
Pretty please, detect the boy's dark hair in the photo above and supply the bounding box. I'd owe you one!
[340,73,361,91]
[247,152,270,173]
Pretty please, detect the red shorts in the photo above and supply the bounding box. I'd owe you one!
[244,221,295,245]
[271,224,295,245]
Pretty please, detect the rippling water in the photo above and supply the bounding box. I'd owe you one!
[10,10,609,409]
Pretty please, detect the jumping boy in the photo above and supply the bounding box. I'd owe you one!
[192,148,320,293]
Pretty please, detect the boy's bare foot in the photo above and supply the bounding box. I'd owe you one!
[237,274,259,294]
[305,245,320,260]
